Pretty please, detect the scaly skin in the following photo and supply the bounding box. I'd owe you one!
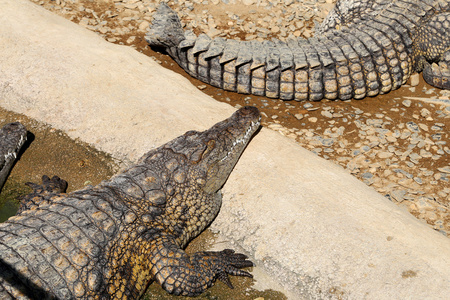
[146,0,450,101]
[0,107,261,299]
[0,122,27,194]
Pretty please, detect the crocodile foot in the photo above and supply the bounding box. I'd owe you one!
[17,175,67,213]
[423,51,450,90]
[193,249,254,289]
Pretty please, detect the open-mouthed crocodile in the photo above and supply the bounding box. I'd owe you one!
[0,122,27,194]
[0,106,260,299]
[146,0,450,101]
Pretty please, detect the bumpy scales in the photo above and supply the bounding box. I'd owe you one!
[146,0,450,101]
[0,107,261,299]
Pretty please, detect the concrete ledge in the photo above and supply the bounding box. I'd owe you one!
[1,0,449,298]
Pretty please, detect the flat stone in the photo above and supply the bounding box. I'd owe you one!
[321,110,333,118]
[390,190,406,202]
[294,113,304,120]
[414,177,423,184]
[378,151,393,159]
[406,122,420,132]
[437,166,450,174]
[402,99,412,107]
[242,0,256,5]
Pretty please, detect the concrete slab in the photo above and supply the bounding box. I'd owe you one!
[1,0,449,298]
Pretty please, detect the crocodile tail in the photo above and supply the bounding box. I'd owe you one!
[145,3,185,48]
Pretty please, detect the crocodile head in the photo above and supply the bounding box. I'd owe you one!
[162,106,260,195]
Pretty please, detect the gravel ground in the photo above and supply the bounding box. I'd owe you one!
[28,0,450,237]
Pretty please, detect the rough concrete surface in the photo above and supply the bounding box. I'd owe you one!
[1,0,450,299]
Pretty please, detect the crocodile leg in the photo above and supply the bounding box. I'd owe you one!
[423,51,450,89]
[413,12,450,89]
[148,234,252,296]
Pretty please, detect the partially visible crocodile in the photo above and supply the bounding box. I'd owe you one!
[146,0,449,101]
[0,122,27,194]
[0,106,260,299]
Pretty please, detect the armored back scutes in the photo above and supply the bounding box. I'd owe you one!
[146,0,450,101]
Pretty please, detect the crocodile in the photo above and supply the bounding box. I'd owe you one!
[0,122,27,194]
[146,0,450,101]
[0,106,260,299]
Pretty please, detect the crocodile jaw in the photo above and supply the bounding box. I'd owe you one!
[202,106,260,194]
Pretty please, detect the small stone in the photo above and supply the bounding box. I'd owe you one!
[126,36,136,44]
[409,152,422,160]
[386,135,397,143]
[400,131,411,139]
[308,117,318,123]
[378,151,393,159]
[361,172,373,179]
[402,99,412,107]
[420,108,431,117]
[406,122,420,132]
[410,73,420,86]
[352,149,361,156]
[321,110,333,118]
[391,190,406,202]
[242,0,256,5]
[294,114,304,120]
[271,26,280,33]
[321,138,334,146]
[431,125,443,131]
[437,166,450,174]
[138,20,150,31]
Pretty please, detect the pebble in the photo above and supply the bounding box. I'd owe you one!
[438,166,450,174]
[402,99,412,107]
[406,122,420,132]
[391,190,406,202]
[321,110,333,118]
[410,73,420,86]
[414,177,423,184]
[242,0,255,5]
[378,151,393,159]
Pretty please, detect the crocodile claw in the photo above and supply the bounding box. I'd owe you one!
[25,175,68,194]
[214,249,253,288]
[17,175,68,213]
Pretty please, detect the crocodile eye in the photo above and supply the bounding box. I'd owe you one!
[190,144,207,163]
[190,140,215,163]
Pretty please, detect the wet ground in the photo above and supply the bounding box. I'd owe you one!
[0,107,118,221]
